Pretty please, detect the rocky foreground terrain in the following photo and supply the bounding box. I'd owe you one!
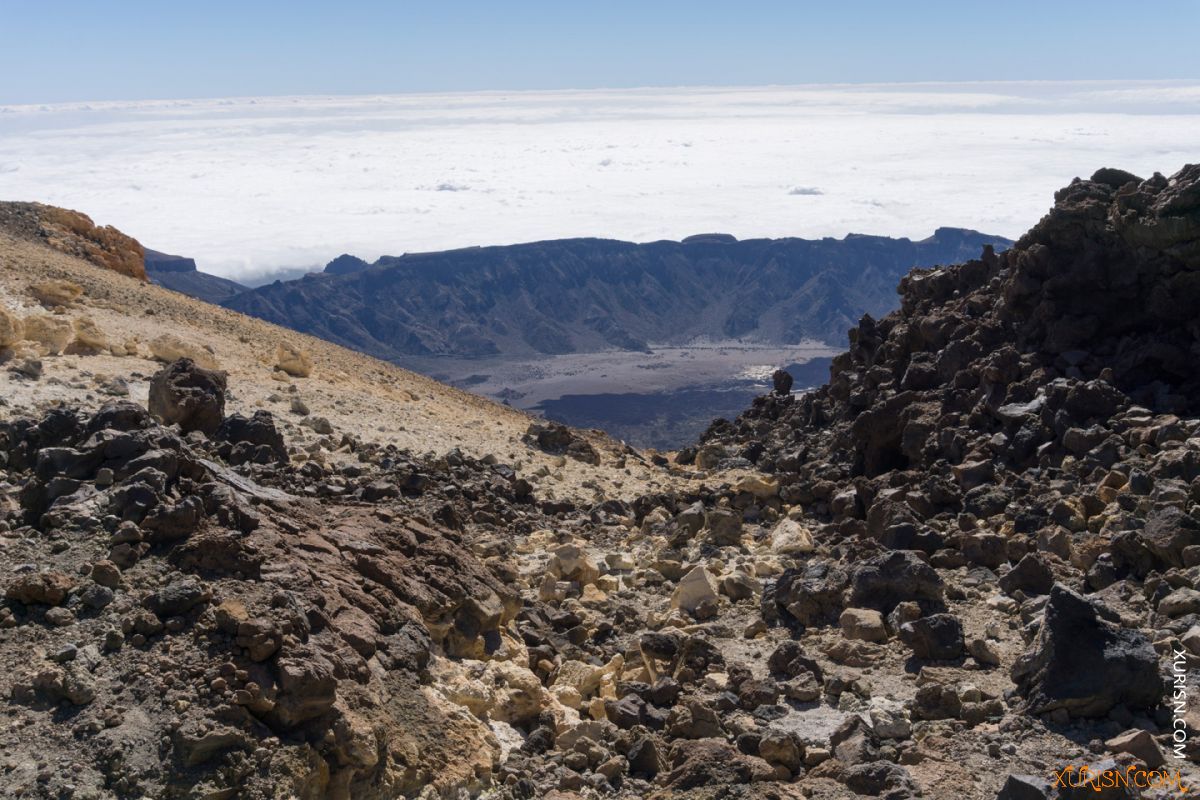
[0,167,1197,800]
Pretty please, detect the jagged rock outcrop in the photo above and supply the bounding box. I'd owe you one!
[323,253,370,276]
[703,165,1200,472]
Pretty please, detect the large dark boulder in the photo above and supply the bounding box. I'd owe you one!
[216,410,288,465]
[148,358,227,435]
[1011,584,1163,717]
[848,550,944,614]
[899,613,964,660]
[998,553,1055,597]
[766,561,849,626]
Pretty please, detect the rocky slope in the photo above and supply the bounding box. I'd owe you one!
[687,165,1200,787]
[0,202,146,282]
[144,249,248,304]
[0,207,697,797]
[223,229,1009,360]
[1,167,1198,800]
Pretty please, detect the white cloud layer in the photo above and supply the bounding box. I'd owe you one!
[1,81,1197,281]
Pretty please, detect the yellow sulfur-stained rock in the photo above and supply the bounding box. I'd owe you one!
[70,315,109,353]
[0,307,22,347]
[149,333,220,370]
[734,474,779,499]
[22,314,74,355]
[30,279,83,307]
[275,342,313,377]
[770,517,815,555]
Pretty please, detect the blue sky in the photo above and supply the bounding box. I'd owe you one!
[2,0,1198,104]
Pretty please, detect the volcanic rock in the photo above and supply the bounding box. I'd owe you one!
[148,357,228,434]
[1011,584,1163,717]
[898,613,964,660]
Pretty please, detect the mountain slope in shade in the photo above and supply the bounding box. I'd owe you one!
[144,248,248,304]
[223,228,1011,360]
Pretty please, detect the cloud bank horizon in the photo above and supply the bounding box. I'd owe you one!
[1,80,1197,282]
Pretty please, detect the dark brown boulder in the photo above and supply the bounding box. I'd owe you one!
[148,358,227,435]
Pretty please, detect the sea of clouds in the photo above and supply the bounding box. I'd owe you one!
[1,80,1197,283]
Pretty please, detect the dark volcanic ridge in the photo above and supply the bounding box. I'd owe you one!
[222,228,1010,360]
[144,248,248,304]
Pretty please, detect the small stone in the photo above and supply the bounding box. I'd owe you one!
[90,561,122,589]
[967,637,1001,667]
[44,607,76,627]
[1105,728,1165,767]
[899,614,964,660]
[770,517,815,555]
[671,566,720,618]
[840,607,887,642]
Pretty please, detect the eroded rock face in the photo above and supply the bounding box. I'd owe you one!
[224,229,1010,361]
